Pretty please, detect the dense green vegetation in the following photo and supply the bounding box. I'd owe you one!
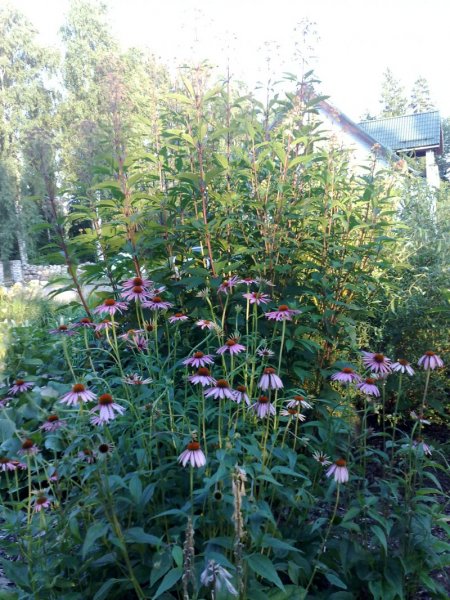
[0,2,448,599]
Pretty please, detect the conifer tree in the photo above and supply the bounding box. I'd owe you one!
[409,76,435,113]
[379,68,408,117]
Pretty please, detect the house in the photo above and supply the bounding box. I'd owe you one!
[358,111,442,188]
[315,98,443,188]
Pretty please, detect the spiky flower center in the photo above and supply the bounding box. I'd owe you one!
[83,449,93,456]
[226,339,237,347]
[132,286,144,294]
[222,280,230,286]
[342,367,354,374]
[0,457,10,464]
[398,358,409,366]
[425,351,435,357]
[194,351,204,359]
[335,458,347,467]
[98,393,113,405]
[146,323,153,331]
[104,299,116,306]
[287,408,299,415]
[216,380,229,388]
[36,496,48,505]
[80,318,91,324]
[264,367,276,375]
[22,439,34,450]
[72,383,86,393]
[174,313,184,318]
[202,320,210,325]
[236,385,247,393]
[259,395,269,404]
[15,379,25,386]
[58,325,68,331]
[278,304,289,311]
[187,441,200,451]
[373,353,385,363]
[197,367,210,376]
[133,277,143,286]
[151,296,162,303]
[294,395,305,402]
[365,378,376,385]
[98,444,110,454]
[47,415,59,422]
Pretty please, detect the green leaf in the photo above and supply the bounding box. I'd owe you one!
[247,554,285,591]
[128,475,142,504]
[325,572,348,590]
[124,527,161,546]
[82,523,109,559]
[93,579,128,600]
[0,419,15,442]
[153,567,183,598]
[172,545,183,567]
[371,525,388,554]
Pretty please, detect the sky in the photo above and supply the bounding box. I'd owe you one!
[13,0,450,120]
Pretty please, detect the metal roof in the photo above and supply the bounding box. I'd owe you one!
[358,111,442,152]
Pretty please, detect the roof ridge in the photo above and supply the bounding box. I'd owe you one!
[359,110,439,124]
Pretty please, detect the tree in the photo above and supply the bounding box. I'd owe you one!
[409,76,435,113]
[0,2,56,261]
[379,68,408,117]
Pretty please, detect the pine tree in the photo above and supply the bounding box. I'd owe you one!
[409,76,435,113]
[379,68,408,117]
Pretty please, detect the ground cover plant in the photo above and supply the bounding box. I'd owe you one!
[0,68,449,600]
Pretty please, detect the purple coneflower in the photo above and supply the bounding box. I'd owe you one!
[119,328,144,340]
[178,441,207,468]
[217,276,240,295]
[239,276,258,285]
[251,395,276,419]
[287,395,312,409]
[413,437,432,456]
[265,304,301,321]
[168,312,189,323]
[361,351,392,375]
[257,347,275,358]
[122,374,152,385]
[233,385,250,406]
[34,495,51,512]
[331,367,362,384]
[0,398,10,408]
[18,439,39,456]
[40,415,67,432]
[8,379,34,395]
[258,367,283,390]
[195,319,216,330]
[121,275,154,291]
[312,450,332,466]
[129,334,148,352]
[204,379,235,400]
[391,358,415,376]
[73,317,95,329]
[183,351,215,368]
[280,407,306,420]
[60,383,96,406]
[188,367,216,387]
[96,442,114,458]
[121,285,151,302]
[410,411,430,424]
[418,351,444,370]
[93,298,128,316]
[357,377,380,397]
[217,338,246,355]
[49,324,76,336]
[90,393,125,426]
[142,295,173,310]
[78,448,95,464]
[94,319,115,332]
[326,458,349,484]
[0,457,18,472]
[242,291,271,305]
